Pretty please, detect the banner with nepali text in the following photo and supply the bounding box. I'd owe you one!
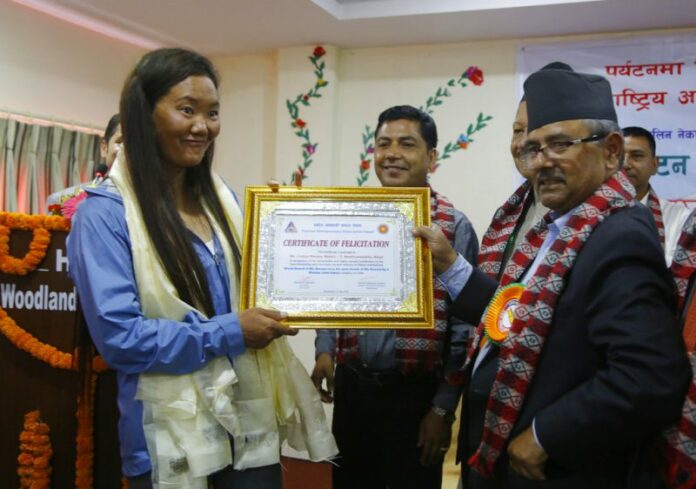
[517,33,696,201]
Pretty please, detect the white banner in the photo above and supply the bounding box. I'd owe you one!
[517,34,696,200]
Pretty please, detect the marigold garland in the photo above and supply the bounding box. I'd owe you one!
[0,212,70,276]
[17,410,53,489]
[0,307,108,374]
[1,211,111,488]
[1,308,74,369]
[0,212,70,232]
[75,374,97,489]
[0,211,105,373]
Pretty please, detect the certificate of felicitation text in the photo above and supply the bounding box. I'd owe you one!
[240,186,433,329]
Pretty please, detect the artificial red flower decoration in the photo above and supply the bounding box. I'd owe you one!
[61,191,89,219]
[313,46,326,58]
[360,160,370,171]
[465,66,484,86]
[295,118,306,128]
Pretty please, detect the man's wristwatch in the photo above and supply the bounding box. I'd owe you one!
[431,406,456,424]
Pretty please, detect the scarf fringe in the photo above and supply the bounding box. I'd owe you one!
[109,154,337,487]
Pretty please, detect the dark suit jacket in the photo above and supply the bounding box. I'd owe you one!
[453,204,691,489]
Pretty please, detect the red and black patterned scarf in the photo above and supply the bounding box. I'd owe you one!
[336,188,455,374]
[466,171,635,478]
[478,181,532,280]
[669,210,696,309]
[647,185,666,248]
[662,209,696,488]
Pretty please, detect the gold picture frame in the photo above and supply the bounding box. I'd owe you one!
[239,186,433,329]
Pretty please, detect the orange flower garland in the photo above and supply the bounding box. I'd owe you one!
[0,213,70,276]
[0,212,70,233]
[75,374,97,489]
[0,308,74,369]
[1,211,110,488]
[17,410,53,489]
[0,308,108,373]
[0,211,106,373]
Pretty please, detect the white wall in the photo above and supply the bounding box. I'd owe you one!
[0,2,144,129]
[214,53,278,193]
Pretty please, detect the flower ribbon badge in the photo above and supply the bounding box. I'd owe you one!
[482,283,525,346]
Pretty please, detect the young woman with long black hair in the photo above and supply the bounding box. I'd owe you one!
[68,48,336,489]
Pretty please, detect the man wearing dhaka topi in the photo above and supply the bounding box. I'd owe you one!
[415,69,690,488]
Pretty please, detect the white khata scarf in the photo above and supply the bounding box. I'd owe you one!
[110,153,337,489]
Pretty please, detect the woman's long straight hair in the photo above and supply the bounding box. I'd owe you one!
[119,48,240,317]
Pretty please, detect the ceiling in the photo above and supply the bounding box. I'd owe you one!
[10,0,696,55]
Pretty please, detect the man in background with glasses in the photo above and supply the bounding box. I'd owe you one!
[416,68,689,488]
[622,125,691,266]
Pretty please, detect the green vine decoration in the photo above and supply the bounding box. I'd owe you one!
[356,125,376,186]
[285,46,329,183]
[354,66,491,186]
[433,112,493,172]
[420,70,474,114]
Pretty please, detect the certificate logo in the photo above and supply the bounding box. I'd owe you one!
[285,221,298,233]
[378,224,389,234]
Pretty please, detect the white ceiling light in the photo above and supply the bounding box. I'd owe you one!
[313,0,604,20]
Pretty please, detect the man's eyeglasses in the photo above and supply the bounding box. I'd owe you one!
[519,134,606,168]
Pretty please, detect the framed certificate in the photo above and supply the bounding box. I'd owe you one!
[239,186,433,329]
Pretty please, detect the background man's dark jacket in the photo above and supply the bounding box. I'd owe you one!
[454,204,691,489]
